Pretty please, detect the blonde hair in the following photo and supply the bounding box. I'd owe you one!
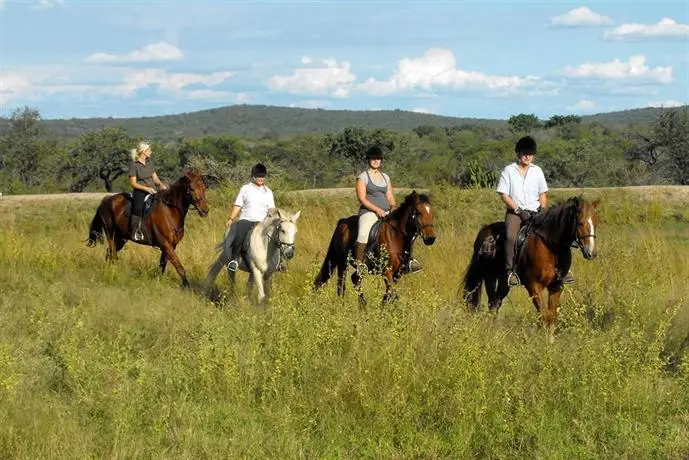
[130,142,151,161]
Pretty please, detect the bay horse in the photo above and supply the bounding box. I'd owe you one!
[462,196,599,342]
[313,191,436,307]
[86,169,210,288]
[205,208,301,306]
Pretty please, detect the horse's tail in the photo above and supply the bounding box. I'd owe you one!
[86,203,107,247]
[462,228,491,310]
[313,219,345,290]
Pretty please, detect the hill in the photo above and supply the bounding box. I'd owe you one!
[1,104,684,142]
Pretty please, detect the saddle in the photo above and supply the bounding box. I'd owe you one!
[365,220,383,254]
[514,220,535,266]
[123,192,159,219]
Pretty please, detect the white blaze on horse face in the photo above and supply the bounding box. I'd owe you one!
[586,217,595,253]
[282,221,298,245]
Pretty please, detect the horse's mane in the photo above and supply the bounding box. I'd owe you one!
[387,192,431,221]
[532,196,583,243]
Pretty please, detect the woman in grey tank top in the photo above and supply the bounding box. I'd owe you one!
[352,145,422,274]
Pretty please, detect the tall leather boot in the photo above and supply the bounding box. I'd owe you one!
[353,242,367,274]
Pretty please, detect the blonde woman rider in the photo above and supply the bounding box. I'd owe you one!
[128,142,167,241]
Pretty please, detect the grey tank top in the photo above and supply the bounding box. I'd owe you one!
[358,170,390,216]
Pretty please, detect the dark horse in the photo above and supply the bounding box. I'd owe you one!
[314,191,436,307]
[462,196,599,342]
[86,169,210,288]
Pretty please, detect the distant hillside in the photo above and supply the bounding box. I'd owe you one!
[583,106,686,126]
[33,105,503,142]
[1,104,684,142]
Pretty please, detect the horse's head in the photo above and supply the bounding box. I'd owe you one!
[183,169,210,217]
[573,196,600,260]
[268,208,301,266]
[403,191,436,245]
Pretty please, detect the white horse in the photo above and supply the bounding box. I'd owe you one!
[206,208,301,305]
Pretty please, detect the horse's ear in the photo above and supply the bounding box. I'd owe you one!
[592,198,601,209]
[267,208,279,218]
[291,210,301,222]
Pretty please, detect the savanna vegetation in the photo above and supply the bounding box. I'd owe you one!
[0,105,688,195]
[1,185,688,458]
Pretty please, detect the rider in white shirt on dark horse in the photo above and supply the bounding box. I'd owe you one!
[496,136,575,287]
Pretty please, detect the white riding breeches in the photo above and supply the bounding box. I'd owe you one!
[357,211,378,244]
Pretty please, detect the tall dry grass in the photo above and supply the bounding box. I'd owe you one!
[0,186,687,458]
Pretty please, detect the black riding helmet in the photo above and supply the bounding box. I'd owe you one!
[515,136,537,156]
[251,163,267,178]
[365,144,384,160]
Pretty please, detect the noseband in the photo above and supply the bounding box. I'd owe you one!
[409,207,434,237]
[266,219,295,270]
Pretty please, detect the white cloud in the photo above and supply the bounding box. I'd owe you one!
[0,0,6,10]
[289,99,332,109]
[647,100,685,108]
[85,41,183,64]
[184,89,247,102]
[568,99,596,111]
[604,18,689,41]
[412,107,431,114]
[0,66,234,104]
[357,48,556,96]
[266,57,356,97]
[118,69,233,95]
[551,7,611,27]
[563,55,672,83]
[33,0,64,9]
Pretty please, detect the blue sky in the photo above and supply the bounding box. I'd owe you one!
[0,0,687,120]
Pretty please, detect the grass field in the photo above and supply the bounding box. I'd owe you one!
[1,185,688,458]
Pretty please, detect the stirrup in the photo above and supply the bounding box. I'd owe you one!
[227,259,239,272]
[407,259,422,274]
[560,271,575,285]
[507,271,521,287]
[133,229,144,241]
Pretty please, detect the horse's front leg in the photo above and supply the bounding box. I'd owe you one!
[249,262,267,307]
[381,267,398,306]
[525,281,552,340]
[545,284,563,344]
[160,240,189,288]
[351,269,366,310]
[263,272,273,300]
[159,251,168,274]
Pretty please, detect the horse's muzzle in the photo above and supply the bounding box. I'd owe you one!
[284,246,295,259]
[423,236,436,246]
[582,248,597,260]
[197,205,209,217]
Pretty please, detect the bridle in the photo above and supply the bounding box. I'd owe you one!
[265,218,295,271]
[385,204,434,238]
[571,214,596,249]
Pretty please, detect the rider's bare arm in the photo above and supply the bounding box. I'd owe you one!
[386,180,396,209]
[499,192,520,212]
[226,204,241,227]
[538,192,548,210]
[152,172,167,190]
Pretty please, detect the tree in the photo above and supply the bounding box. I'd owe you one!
[507,113,540,134]
[66,127,134,192]
[0,106,43,187]
[654,108,689,184]
[543,115,581,128]
[325,127,405,164]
